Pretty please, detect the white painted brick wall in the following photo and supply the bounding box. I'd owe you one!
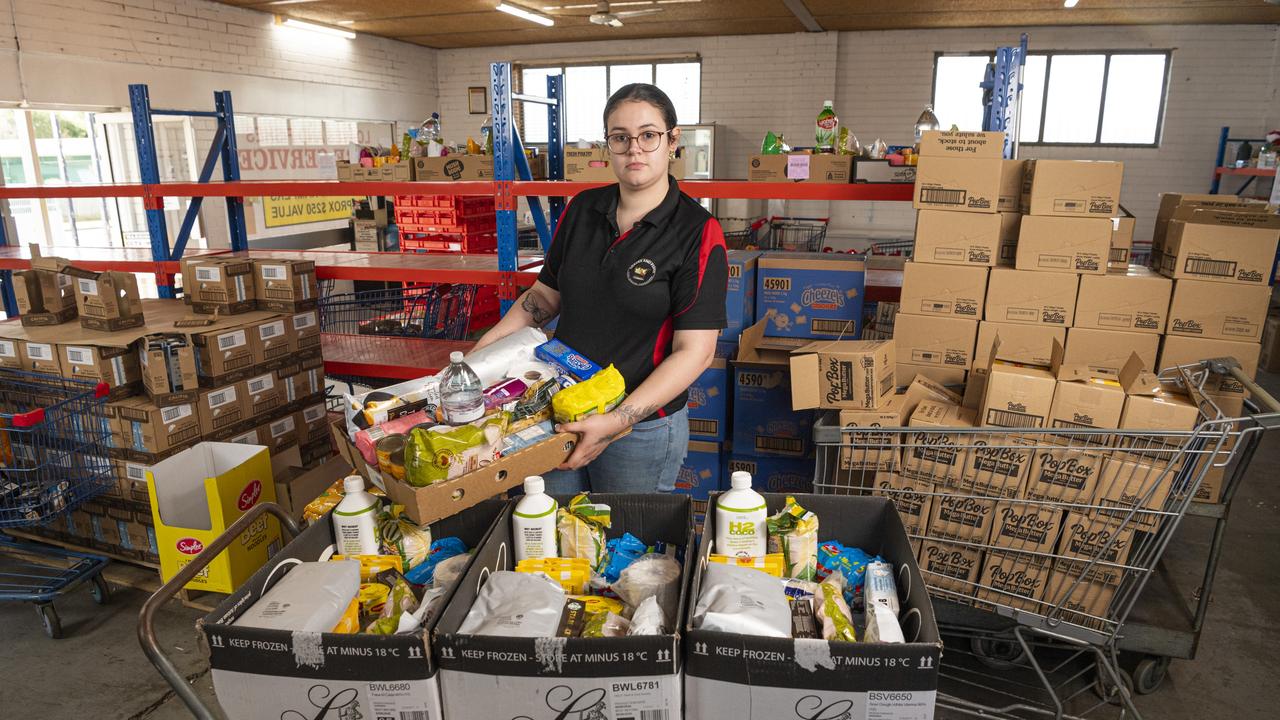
[1,0,438,120]
[2,3,1276,248]
[439,25,1278,246]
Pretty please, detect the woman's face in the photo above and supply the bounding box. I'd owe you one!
[605,99,680,190]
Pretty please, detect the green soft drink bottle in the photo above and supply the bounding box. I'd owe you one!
[816,100,838,152]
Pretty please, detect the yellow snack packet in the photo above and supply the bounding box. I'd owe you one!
[708,553,786,577]
[569,595,626,616]
[552,365,627,424]
[331,597,361,634]
[332,554,405,583]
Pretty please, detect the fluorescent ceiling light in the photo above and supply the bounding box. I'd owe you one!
[274,15,356,38]
[1063,0,1079,6]
[498,2,555,26]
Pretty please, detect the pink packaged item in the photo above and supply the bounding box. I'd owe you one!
[354,409,435,465]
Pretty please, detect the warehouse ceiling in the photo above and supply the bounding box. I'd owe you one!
[220,0,1280,49]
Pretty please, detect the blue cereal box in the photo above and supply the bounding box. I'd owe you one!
[757,252,865,339]
[687,342,734,442]
[732,364,814,458]
[677,441,725,524]
[723,250,760,342]
[726,453,815,494]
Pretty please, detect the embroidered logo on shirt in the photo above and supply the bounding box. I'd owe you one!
[627,258,658,286]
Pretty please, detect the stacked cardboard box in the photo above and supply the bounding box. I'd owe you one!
[677,249,865,510]
[0,292,334,561]
[903,130,1019,386]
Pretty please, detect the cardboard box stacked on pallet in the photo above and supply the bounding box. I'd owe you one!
[6,257,335,568]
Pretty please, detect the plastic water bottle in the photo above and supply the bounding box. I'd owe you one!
[815,100,838,152]
[441,351,484,425]
[420,112,442,157]
[480,114,493,155]
[914,104,940,146]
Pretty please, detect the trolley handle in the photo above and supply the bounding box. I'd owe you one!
[137,502,301,720]
[1207,357,1280,415]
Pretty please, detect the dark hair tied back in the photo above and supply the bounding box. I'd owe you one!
[602,83,678,132]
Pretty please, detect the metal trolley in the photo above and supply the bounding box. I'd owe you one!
[0,371,115,638]
[812,359,1279,719]
[723,216,830,252]
[318,284,477,341]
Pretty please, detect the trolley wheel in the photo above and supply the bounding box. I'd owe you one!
[1094,661,1134,705]
[36,603,63,639]
[1133,655,1171,695]
[970,636,1028,669]
[90,575,111,605]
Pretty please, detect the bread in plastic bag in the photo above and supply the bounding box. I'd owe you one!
[692,563,790,638]
[458,571,565,637]
[613,553,681,624]
[627,595,665,636]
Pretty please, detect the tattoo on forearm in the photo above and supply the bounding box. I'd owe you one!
[521,291,552,327]
[614,403,657,428]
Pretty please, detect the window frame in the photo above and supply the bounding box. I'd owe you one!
[515,57,702,145]
[930,49,1173,149]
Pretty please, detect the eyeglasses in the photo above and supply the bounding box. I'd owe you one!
[606,130,671,154]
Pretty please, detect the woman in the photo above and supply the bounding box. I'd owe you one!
[472,83,727,494]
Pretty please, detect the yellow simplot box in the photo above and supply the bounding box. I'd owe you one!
[147,442,281,594]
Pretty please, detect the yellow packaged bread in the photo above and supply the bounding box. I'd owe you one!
[552,365,627,424]
[516,557,592,593]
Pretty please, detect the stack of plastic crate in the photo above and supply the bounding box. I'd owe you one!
[394,195,498,254]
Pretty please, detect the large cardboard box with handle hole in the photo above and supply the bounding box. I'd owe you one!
[436,494,694,720]
[202,499,505,720]
[685,493,942,719]
[147,442,281,594]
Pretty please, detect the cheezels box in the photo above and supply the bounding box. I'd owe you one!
[685,493,942,719]
[435,494,694,720]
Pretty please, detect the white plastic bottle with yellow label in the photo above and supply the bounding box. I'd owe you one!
[715,471,767,558]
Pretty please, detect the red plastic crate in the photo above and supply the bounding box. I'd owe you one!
[467,309,500,333]
[398,213,498,236]
[394,195,495,213]
[401,231,498,254]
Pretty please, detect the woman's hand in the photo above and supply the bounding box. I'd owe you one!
[556,412,627,470]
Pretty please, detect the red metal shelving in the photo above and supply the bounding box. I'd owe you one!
[321,333,474,380]
[1214,167,1277,177]
[0,179,916,202]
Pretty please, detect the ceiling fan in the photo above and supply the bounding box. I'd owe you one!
[556,1,666,27]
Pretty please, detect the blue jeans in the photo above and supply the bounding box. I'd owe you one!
[542,408,689,494]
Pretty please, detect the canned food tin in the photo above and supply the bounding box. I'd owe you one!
[375,434,406,481]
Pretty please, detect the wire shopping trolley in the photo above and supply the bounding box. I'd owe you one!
[0,370,114,638]
[758,216,830,252]
[812,358,1279,719]
[318,284,477,341]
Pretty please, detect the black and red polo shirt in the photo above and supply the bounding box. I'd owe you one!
[538,175,728,419]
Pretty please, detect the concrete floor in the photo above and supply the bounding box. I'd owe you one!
[2,376,1278,719]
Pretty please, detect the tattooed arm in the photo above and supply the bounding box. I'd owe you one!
[558,328,718,469]
[471,281,561,352]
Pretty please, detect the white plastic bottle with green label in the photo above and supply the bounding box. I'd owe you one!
[716,471,767,558]
[513,475,558,562]
[333,475,381,556]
